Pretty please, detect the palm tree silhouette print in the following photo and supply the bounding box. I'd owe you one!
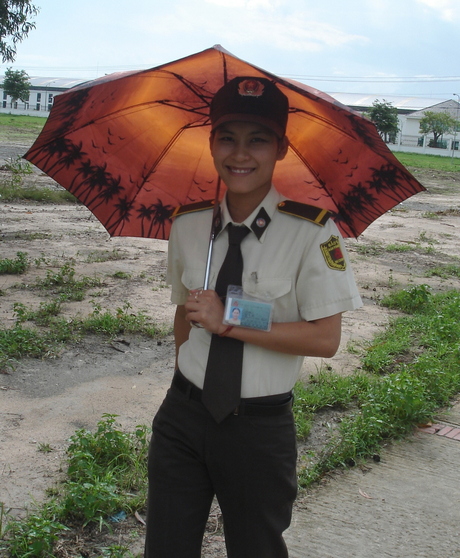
[135,200,174,239]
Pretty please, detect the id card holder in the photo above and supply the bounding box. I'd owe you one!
[223,285,274,332]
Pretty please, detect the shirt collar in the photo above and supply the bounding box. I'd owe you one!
[217,185,282,243]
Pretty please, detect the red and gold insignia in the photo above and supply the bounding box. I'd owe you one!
[320,235,346,271]
[238,79,265,97]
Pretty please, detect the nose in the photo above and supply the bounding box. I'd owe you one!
[231,140,250,161]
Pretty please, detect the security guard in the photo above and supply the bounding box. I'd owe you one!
[145,77,362,558]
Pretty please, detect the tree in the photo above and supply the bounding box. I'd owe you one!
[0,0,39,63]
[419,111,457,148]
[366,99,400,143]
[1,66,29,103]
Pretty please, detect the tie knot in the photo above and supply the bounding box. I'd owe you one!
[228,224,250,246]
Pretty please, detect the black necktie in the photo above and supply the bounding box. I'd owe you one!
[202,223,250,423]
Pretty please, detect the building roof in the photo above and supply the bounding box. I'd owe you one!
[328,92,450,113]
[406,99,460,119]
[26,76,91,91]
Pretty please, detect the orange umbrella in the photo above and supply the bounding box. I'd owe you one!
[25,45,424,240]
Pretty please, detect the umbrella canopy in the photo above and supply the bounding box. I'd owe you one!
[24,45,424,239]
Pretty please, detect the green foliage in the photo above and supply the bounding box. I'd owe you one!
[380,284,432,314]
[0,155,77,204]
[0,2,39,63]
[365,99,399,143]
[35,261,104,301]
[1,416,149,553]
[298,287,460,487]
[0,261,169,369]
[1,503,68,558]
[425,263,460,279]
[0,251,29,274]
[419,111,457,147]
[1,67,30,101]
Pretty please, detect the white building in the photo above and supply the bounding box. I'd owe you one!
[331,92,460,158]
[0,76,89,117]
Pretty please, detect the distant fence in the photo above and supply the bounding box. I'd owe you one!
[391,134,460,158]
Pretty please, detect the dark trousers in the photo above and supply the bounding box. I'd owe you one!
[144,375,298,558]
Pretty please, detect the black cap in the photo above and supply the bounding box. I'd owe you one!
[210,77,289,138]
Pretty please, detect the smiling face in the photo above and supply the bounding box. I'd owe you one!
[210,121,288,218]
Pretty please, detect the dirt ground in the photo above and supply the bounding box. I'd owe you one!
[1,142,460,555]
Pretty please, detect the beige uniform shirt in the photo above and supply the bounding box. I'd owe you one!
[167,186,362,397]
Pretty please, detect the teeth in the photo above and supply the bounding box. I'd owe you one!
[230,167,252,174]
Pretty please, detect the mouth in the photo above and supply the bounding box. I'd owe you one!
[227,166,254,175]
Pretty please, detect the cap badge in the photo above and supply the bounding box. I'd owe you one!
[238,79,265,97]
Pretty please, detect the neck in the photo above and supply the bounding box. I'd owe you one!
[226,187,271,223]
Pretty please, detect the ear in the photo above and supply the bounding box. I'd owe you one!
[209,133,214,156]
[277,136,289,161]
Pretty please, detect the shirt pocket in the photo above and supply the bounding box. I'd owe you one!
[243,277,292,302]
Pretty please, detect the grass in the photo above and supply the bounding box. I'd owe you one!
[1,414,148,557]
[0,251,29,274]
[0,300,168,371]
[0,113,46,141]
[294,285,460,486]
[0,258,171,371]
[425,263,460,279]
[0,154,78,203]
[394,151,460,171]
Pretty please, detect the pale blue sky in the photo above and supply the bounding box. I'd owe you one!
[2,0,459,99]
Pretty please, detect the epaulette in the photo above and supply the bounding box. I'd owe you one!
[171,199,215,218]
[277,200,331,226]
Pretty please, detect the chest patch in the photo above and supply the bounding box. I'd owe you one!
[320,235,346,271]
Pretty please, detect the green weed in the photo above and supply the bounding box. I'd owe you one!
[1,502,68,558]
[0,251,29,274]
[112,271,132,279]
[297,286,460,487]
[35,262,104,301]
[425,264,460,279]
[85,249,127,263]
[1,415,149,554]
[385,243,413,253]
[0,154,78,203]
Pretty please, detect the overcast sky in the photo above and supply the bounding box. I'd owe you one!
[2,0,459,100]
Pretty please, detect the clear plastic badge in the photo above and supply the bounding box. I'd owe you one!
[223,285,274,332]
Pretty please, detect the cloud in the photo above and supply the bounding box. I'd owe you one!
[205,0,282,8]
[416,0,460,21]
[148,4,367,53]
[227,16,367,51]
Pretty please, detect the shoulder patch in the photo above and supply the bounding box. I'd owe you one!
[172,199,215,218]
[320,235,346,271]
[277,201,331,226]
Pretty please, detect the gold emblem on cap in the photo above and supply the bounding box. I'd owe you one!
[238,79,265,97]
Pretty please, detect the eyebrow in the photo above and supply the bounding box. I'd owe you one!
[216,126,272,136]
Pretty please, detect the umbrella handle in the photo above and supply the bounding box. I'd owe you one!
[202,176,222,290]
[203,236,214,290]
[191,177,221,328]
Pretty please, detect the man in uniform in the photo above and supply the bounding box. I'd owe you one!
[145,76,362,558]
